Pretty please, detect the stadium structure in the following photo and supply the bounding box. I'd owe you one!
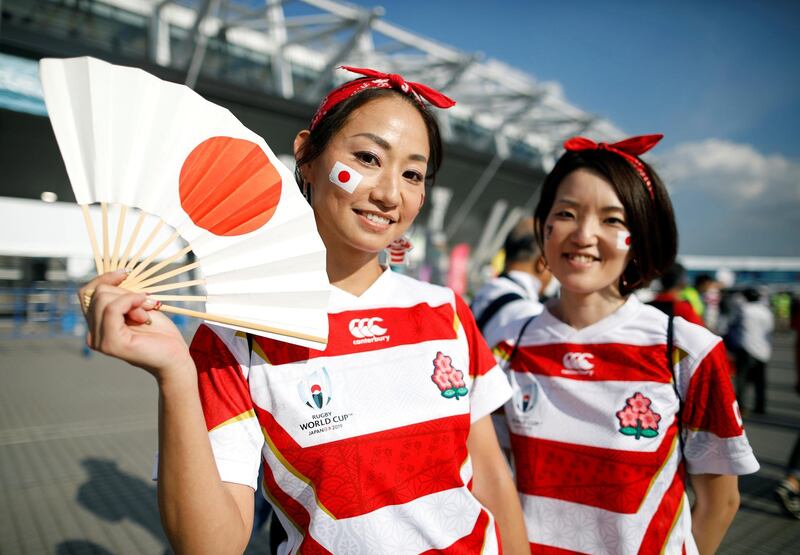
[0,0,622,285]
[1,0,796,302]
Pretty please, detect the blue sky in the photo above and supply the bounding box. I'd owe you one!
[344,0,800,256]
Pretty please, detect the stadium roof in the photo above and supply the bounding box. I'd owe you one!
[104,0,622,169]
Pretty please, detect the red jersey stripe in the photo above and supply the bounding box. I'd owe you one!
[419,508,491,555]
[256,404,472,519]
[637,462,687,555]
[512,426,679,513]
[253,302,458,364]
[509,343,674,383]
[192,324,253,431]
[683,342,744,438]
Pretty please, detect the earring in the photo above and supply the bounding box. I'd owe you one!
[386,235,413,266]
[301,180,312,205]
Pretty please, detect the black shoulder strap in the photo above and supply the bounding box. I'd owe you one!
[475,292,524,333]
[648,299,675,318]
[507,313,538,367]
[666,313,686,456]
[246,332,254,357]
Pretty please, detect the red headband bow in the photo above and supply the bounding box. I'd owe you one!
[563,134,663,199]
[309,66,456,130]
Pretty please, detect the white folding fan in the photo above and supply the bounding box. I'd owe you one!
[40,56,330,349]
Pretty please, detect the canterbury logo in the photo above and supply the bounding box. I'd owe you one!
[562,352,595,375]
[348,317,388,339]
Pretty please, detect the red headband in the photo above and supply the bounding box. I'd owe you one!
[309,66,456,130]
[563,134,663,199]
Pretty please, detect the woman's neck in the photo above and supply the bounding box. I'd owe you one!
[326,249,385,297]
[552,289,627,330]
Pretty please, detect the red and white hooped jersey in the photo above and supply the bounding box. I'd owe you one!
[191,269,511,554]
[493,295,759,555]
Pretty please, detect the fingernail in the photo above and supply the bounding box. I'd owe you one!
[142,299,156,309]
[114,268,130,276]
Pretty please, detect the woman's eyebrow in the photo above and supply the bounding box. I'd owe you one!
[352,132,428,162]
[554,198,624,212]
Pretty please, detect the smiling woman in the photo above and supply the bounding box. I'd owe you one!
[77,66,528,554]
[493,135,759,555]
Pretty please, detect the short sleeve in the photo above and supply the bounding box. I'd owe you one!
[455,295,512,423]
[191,325,264,489]
[681,340,759,475]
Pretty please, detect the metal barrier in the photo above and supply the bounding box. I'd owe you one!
[0,285,192,338]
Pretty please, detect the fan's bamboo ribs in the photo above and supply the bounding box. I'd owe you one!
[81,205,103,276]
[125,220,164,271]
[118,210,147,271]
[110,204,127,270]
[150,294,206,302]
[101,202,110,273]
[139,279,204,294]
[130,260,201,291]
[127,229,179,281]
[157,304,327,345]
[124,245,193,288]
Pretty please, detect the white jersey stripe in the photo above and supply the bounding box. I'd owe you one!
[507,371,679,450]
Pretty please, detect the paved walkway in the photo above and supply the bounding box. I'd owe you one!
[1,332,799,554]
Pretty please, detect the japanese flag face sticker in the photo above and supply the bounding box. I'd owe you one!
[329,161,363,193]
[616,230,631,251]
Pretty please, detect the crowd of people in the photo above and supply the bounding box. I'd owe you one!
[76,66,800,554]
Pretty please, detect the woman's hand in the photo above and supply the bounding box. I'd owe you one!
[79,270,191,381]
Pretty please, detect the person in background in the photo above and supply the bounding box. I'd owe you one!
[652,262,705,326]
[682,273,712,321]
[774,295,800,518]
[699,275,723,331]
[493,134,759,554]
[730,287,774,415]
[470,216,552,349]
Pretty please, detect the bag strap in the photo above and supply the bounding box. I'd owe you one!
[507,313,538,367]
[498,272,526,291]
[666,313,686,458]
[475,292,524,333]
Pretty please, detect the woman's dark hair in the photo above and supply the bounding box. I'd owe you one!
[533,149,677,296]
[295,87,444,188]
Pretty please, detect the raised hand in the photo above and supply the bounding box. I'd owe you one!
[79,270,193,381]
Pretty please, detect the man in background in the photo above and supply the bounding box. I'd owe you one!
[470,216,552,349]
[730,287,775,415]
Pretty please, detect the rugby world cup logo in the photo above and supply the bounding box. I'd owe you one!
[513,383,538,413]
[298,368,333,410]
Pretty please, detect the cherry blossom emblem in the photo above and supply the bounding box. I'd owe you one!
[431,351,469,400]
[616,392,661,439]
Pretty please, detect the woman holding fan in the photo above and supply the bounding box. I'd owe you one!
[79,67,527,554]
[493,135,759,554]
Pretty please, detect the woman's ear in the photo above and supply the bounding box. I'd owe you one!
[293,130,310,160]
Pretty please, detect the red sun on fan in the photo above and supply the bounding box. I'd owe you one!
[179,136,282,236]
